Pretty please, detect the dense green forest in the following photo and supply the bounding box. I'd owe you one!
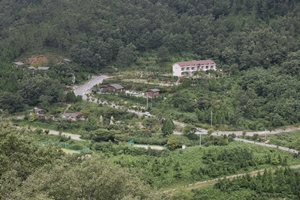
[0,0,299,67]
[1,0,300,129]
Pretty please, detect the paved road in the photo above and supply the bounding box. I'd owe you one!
[74,75,109,100]
[234,138,299,154]
[75,75,300,138]
[22,127,82,140]
[48,130,81,140]
[210,127,300,137]
[73,75,300,152]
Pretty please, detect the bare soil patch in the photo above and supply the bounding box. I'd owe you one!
[26,55,49,65]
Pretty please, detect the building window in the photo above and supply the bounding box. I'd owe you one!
[186,67,190,70]
[191,67,194,70]
[181,68,185,71]
[206,66,208,69]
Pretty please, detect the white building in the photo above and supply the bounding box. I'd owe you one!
[172,60,216,76]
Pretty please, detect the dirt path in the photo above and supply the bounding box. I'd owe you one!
[63,104,72,114]
[165,164,300,193]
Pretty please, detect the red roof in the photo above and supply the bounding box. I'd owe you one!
[175,60,215,67]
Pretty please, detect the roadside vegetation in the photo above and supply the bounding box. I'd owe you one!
[171,167,300,200]
[267,131,300,151]
[238,130,300,152]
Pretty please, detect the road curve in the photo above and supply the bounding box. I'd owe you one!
[74,75,300,142]
[74,75,109,100]
[211,127,300,137]
[234,138,299,154]
[48,130,81,140]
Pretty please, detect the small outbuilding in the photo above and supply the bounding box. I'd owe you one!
[27,66,36,70]
[38,67,50,71]
[63,58,72,63]
[29,107,44,117]
[105,84,124,91]
[146,88,160,97]
[62,112,80,121]
[13,62,24,67]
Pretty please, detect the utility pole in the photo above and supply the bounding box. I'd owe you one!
[263,128,267,142]
[199,133,202,147]
[265,133,266,142]
[210,110,213,129]
[146,95,148,109]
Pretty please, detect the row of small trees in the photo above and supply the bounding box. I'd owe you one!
[215,168,300,198]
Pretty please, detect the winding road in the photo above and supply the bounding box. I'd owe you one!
[209,127,300,137]
[234,138,299,154]
[74,75,109,100]
[71,75,299,154]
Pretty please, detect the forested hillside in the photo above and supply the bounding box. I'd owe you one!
[1,0,300,126]
[0,0,299,71]
[2,1,300,199]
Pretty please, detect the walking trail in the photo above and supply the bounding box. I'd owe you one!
[165,164,300,193]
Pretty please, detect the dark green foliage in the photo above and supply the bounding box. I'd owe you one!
[183,124,196,139]
[0,121,166,199]
[0,121,65,198]
[12,156,167,200]
[112,143,298,188]
[0,0,298,66]
[91,128,121,142]
[18,75,64,106]
[161,119,175,136]
[93,141,170,157]
[0,92,24,113]
[65,91,77,103]
[213,168,300,199]
[267,131,300,151]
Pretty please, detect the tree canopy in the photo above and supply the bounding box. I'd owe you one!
[0,120,167,199]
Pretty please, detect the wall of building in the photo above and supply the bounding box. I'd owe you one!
[172,64,182,76]
[173,63,217,76]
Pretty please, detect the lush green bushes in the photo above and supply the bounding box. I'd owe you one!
[112,142,300,188]
[267,131,300,151]
[212,168,300,199]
